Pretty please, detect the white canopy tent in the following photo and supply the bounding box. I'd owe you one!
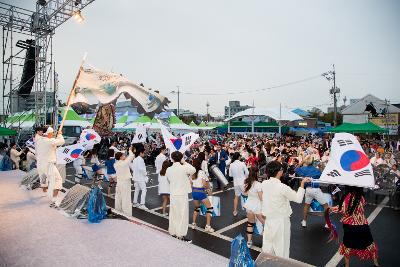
[224,106,303,134]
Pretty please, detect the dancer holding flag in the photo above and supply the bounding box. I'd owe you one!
[331,186,379,267]
[319,133,379,267]
[261,161,311,258]
[36,127,65,205]
[166,151,196,242]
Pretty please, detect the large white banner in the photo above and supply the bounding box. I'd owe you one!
[70,66,169,117]
[160,123,199,153]
[319,133,375,188]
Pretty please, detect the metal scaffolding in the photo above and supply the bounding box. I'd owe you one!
[0,0,95,126]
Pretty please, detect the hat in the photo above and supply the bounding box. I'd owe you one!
[44,127,54,136]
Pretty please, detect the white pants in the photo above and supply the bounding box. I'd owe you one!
[115,180,132,216]
[133,181,147,205]
[262,217,291,258]
[169,194,189,237]
[305,187,327,205]
[46,163,63,199]
[73,160,83,175]
[57,164,66,184]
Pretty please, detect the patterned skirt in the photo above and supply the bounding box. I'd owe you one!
[339,224,378,260]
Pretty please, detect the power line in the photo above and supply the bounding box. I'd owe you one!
[169,73,324,96]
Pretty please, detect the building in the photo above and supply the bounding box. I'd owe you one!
[327,105,347,114]
[115,101,138,114]
[10,92,54,113]
[224,101,252,119]
[341,94,400,135]
[167,108,197,117]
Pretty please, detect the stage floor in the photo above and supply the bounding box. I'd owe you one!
[0,170,228,267]
[63,163,400,267]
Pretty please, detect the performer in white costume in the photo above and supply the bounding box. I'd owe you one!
[131,147,149,210]
[155,146,170,215]
[260,161,310,258]
[35,127,65,204]
[166,151,196,242]
[33,127,46,192]
[114,147,135,216]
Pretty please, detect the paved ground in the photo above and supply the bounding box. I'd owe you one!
[64,164,400,267]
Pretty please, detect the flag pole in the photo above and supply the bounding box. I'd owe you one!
[57,53,87,135]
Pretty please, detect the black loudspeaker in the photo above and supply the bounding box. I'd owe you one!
[255,252,311,267]
[17,39,37,97]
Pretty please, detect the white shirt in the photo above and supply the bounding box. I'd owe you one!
[110,145,122,153]
[114,152,135,182]
[166,162,196,195]
[229,160,249,186]
[131,156,148,182]
[36,135,65,164]
[201,160,209,177]
[261,177,305,219]
[10,148,22,163]
[192,170,209,188]
[155,153,167,174]
[91,155,100,165]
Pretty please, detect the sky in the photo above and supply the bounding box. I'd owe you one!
[3,0,400,116]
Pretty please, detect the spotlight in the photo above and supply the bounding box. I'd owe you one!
[72,10,84,23]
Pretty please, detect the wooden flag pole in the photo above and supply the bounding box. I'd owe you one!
[57,53,87,135]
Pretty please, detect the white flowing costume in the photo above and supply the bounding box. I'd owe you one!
[35,134,65,198]
[166,162,196,237]
[155,153,169,194]
[260,177,305,258]
[131,155,148,205]
[114,152,135,216]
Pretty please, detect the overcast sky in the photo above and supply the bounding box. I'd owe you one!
[5,0,400,116]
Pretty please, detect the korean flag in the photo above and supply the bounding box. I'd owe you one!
[319,133,375,188]
[131,125,147,144]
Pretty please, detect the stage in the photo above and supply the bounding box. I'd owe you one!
[0,170,228,267]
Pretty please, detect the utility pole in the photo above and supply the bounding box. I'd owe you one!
[177,86,180,116]
[206,101,210,122]
[171,86,180,116]
[324,64,340,127]
[384,98,389,140]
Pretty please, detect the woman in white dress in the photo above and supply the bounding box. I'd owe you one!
[158,160,172,215]
[243,166,265,247]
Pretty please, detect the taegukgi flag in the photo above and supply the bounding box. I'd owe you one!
[79,128,101,150]
[56,143,85,165]
[319,133,375,188]
[70,66,169,118]
[131,124,147,144]
[159,123,199,153]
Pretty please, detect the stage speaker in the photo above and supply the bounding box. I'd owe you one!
[255,252,312,267]
[17,39,37,97]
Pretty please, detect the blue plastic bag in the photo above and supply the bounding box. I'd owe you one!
[87,185,107,223]
[229,234,255,267]
[0,155,13,171]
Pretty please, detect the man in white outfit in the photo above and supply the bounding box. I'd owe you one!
[260,161,310,258]
[114,147,135,216]
[155,146,167,175]
[33,127,45,191]
[35,127,65,205]
[131,147,148,210]
[165,151,196,242]
[229,152,249,216]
